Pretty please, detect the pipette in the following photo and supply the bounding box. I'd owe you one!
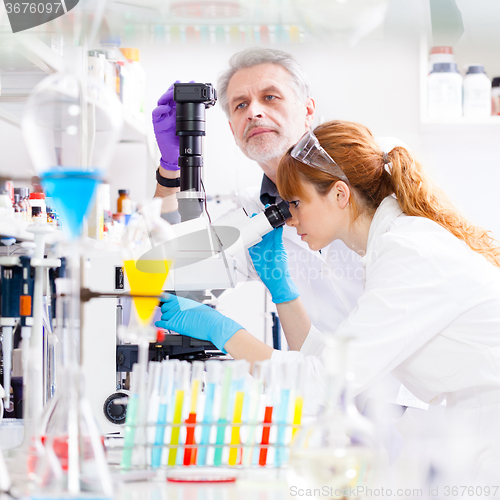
[168,361,190,466]
[228,360,249,466]
[214,364,233,466]
[243,361,264,466]
[121,363,141,469]
[184,361,204,465]
[152,360,177,468]
[198,360,221,466]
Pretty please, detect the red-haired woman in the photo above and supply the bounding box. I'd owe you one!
[157,120,500,476]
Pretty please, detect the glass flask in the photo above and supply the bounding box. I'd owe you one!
[287,336,383,500]
[30,367,114,500]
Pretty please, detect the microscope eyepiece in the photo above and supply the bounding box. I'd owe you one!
[264,200,292,229]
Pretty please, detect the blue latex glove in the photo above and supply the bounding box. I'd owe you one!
[155,294,243,353]
[152,82,180,171]
[248,226,300,304]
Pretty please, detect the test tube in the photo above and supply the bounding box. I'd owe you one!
[121,363,141,470]
[275,362,293,467]
[184,361,204,466]
[198,360,221,466]
[151,360,177,468]
[168,361,190,466]
[291,361,305,440]
[243,361,264,466]
[214,364,233,466]
[147,362,162,451]
[228,360,249,466]
[259,361,278,467]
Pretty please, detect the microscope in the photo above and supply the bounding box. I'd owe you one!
[83,83,291,432]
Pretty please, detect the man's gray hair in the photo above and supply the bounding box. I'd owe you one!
[217,47,311,117]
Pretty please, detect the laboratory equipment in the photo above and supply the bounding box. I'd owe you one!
[173,82,217,222]
[427,63,463,119]
[288,337,382,498]
[463,65,492,118]
[120,201,175,471]
[184,360,203,465]
[151,360,177,468]
[0,253,33,411]
[198,360,221,466]
[242,361,264,467]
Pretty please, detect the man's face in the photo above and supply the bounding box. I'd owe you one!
[226,63,315,170]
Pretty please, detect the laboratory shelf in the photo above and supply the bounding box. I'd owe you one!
[421,115,500,125]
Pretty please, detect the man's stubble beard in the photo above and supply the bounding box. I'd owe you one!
[241,132,291,165]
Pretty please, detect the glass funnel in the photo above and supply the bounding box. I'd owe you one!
[22,71,122,240]
[121,199,176,331]
[287,336,383,499]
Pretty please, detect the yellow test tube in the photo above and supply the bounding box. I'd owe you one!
[228,360,249,466]
[228,391,244,465]
[168,362,190,466]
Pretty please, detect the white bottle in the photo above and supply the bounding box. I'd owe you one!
[490,77,500,116]
[463,65,492,118]
[427,62,463,120]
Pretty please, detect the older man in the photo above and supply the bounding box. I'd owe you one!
[153,48,364,345]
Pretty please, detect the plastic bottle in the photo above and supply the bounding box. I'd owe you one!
[29,192,46,220]
[31,206,46,224]
[428,46,455,73]
[491,77,500,116]
[463,65,492,118]
[427,62,463,119]
[13,194,22,220]
[13,188,29,221]
[120,48,146,118]
[100,37,122,98]
[117,189,132,215]
[0,186,13,219]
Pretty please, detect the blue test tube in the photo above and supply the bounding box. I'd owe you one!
[151,360,177,468]
[214,364,233,466]
[243,361,265,466]
[275,363,293,467]
[121,364,141,469]
[198,360,222,466]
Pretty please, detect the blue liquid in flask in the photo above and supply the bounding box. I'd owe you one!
[40,169,103,240]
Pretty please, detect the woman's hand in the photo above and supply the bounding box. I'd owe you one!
[155,294,243,353]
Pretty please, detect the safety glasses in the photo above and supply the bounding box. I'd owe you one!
[290,130,349,184]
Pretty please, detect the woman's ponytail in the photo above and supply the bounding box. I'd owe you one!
[388,147,500,267]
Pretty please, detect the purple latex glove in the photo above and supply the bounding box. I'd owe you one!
[152,81,180,171]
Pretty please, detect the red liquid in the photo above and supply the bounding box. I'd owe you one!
[259,406,273,466]
[183,413,198,466]
[28,435,106,473]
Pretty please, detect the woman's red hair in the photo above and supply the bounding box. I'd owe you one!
[278,120,500,267]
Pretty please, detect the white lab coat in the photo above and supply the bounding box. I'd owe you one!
[234,186,364,334]
[273,196,500,477]
[236,186,425,410]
